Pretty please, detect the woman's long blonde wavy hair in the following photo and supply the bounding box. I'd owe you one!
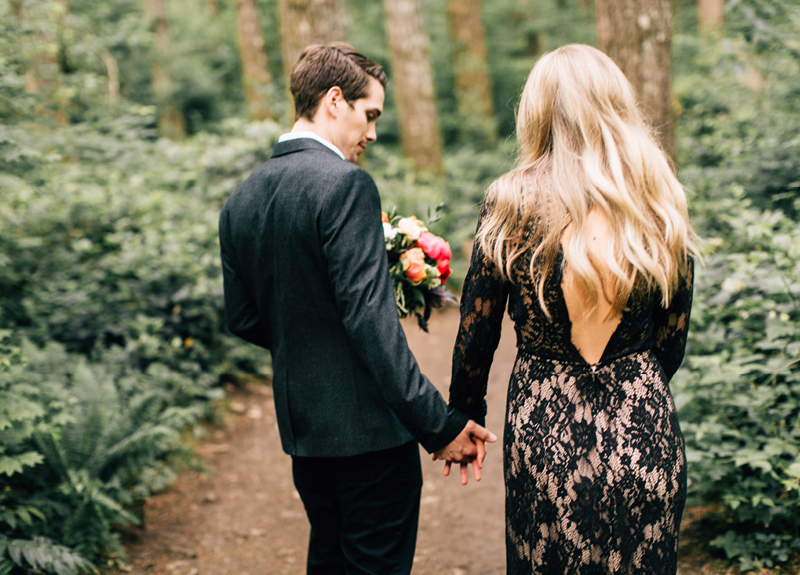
[477,44,696,318]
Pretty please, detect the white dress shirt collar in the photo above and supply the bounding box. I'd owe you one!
[278,131,345,161]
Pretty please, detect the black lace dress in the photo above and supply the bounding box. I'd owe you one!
[449,205,694,575]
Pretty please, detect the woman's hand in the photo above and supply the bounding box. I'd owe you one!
[432,420,497,485]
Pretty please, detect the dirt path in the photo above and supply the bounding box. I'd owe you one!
[116,308,512,575]
[115,308,721,575]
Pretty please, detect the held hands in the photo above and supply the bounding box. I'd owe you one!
[432,420,497,485]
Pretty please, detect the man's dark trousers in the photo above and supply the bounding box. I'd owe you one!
[293,441,422,575]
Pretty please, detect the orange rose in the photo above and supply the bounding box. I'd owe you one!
[381,212,389,224]
[401,247,428,284]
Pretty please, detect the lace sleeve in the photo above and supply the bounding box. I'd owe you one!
[652,256,695,382]
[448,201,510,426]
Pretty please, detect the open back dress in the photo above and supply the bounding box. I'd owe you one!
[449,202,694,575]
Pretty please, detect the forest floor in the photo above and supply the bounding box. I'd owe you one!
[109,307,745,575]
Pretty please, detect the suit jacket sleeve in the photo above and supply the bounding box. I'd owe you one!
[219,207,271,350]
[319,168,468,453]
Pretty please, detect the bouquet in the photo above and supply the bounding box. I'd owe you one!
[382,210,457,332]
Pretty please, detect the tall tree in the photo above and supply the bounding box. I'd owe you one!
[234,0,275,121]
[279,0,346,71]
[279,0,347,118]
[698,0,724,29]
[383,0,443,175]
[447,0,497,146]
[13,0,68,122]
[142,0,186,139]
[54,0,71,75]
[596,0,676,159]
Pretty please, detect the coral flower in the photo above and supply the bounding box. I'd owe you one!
[381,212,389,224]
[401,247,428,284]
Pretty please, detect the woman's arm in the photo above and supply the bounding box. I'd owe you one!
[448,200,511,426]
[652,257,695,382]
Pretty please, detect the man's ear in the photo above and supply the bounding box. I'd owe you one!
[324,86,345,118]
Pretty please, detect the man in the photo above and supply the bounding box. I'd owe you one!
[219,43,496,574]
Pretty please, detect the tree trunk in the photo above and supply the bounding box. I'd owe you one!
[100,50,120,107]
[596,0,676,160]
[279,0,347,75]
[55,0,71,75]
[13,0,68,123]
[143,0,186,139]
[234,0,275,121]
[698,0,724,29]
[52,0,71,122]
[278,0,347,120]
[447,0,496,146]
[383,0,443,175]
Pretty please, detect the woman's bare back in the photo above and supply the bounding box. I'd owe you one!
[560,210,621,365]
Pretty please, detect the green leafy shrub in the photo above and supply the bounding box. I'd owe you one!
[672,23,800,570]
[0,332,224,571]
[0,113,277,371]
[0,536,94,575]
[0,110,276,572]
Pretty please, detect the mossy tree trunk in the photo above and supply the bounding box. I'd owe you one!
[234,0,275,121]
[13,0,69,123]
[698,0,724,29]
[447,0,496,146]
[278,0,347,119]
[143,0,186,139]
[383,0,443,176]
[279,0,347,75]
[596,0,676,160]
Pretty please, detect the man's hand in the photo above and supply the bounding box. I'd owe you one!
[432,420,497,485]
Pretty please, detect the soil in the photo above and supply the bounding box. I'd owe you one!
[110,308,741,575]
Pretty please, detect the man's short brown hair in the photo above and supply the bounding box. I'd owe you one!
[290,42,387,121]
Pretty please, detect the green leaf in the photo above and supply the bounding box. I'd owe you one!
[0,452,43,476]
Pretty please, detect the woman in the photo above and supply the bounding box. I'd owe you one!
[448,44,697,574]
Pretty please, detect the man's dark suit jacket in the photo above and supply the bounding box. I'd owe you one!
[219,138,468,457]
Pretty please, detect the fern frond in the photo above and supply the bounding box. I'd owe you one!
[101,424,178,476]
[0,535,94,575]
[33,432,71,481]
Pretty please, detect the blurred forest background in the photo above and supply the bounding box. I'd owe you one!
[1,0,799,573]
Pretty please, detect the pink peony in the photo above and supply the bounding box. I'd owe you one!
[437,258,452,283]
[401,247,428,284]
[416,232,452,262]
